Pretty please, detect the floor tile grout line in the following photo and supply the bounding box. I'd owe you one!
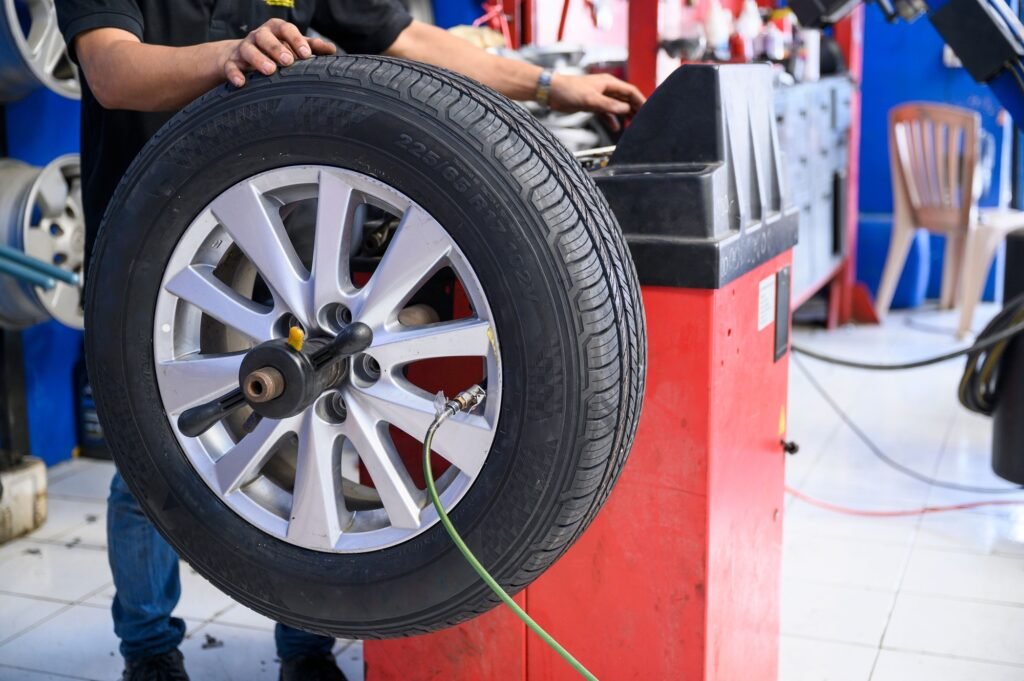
[0,602,76,649]
[45,493,108,505]
[778,632,895,653]
[786,525,1024,559]
[885,588,1024,609]
[779,632,883,649]
[17,536,107,552]
[206,619,276,634]
[869,406,959,681]
[782,418,846,512]
[0,589,77,606]
[38,515,106,544]
[785,404,846,489]
[877,644,1024,669]
[44,462,110,486]
[779,576,903,594]
[0,662,97,681]
[797,567,1024,602]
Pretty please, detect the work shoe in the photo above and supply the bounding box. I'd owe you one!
[121,649,189,681]
[279,653,348,681]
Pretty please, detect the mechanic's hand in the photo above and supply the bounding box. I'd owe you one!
[548,73,646,118]
[221,18,336,87]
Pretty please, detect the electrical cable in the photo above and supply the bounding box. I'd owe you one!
[958,295,1024,415]
[792,355,1024,493]
[792,292,1024,371]
[785,485,1024,517]
[791,317,1024,370]
[423,391,599,681]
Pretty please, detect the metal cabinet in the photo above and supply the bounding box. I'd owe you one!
[775,76,854,301]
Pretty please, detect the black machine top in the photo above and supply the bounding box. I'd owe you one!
[593,64,798,289]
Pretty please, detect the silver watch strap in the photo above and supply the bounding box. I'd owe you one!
[535,69,554,105]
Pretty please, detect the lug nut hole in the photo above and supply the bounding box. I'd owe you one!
[353,353,381,384]
[318,303,353,333]
[275,314,305,339]
[318,391,348,424]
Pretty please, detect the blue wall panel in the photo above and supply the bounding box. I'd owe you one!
[431,0,481,28]
[859,9,1008,213]
[857,7,1008,305]
[4,89,82,466]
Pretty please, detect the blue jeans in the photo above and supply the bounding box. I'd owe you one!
[107,472,335,662]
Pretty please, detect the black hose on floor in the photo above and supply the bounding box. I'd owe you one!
[792,355,1024,494]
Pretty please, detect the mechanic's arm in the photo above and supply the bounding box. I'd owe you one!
[73,19,335,112]
[384,21,645,116]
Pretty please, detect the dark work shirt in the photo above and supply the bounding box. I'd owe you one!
[54,0,412,253]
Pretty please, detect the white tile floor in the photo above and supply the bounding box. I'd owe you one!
[0,306,1022,680]
[0,458,362,681]
[782,304,1024,680]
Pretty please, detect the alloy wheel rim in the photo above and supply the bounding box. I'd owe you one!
[1,0,79,101]
[153,166,502,553]
[22,155,84,327]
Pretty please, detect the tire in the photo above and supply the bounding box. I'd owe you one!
[86,55,645,638]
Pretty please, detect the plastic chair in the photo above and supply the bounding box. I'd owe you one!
[875,102,1024,336]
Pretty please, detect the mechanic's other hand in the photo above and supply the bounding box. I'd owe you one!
[548,73,646,118]
[221,18,336,87]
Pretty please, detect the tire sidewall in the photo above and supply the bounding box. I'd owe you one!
[87,70,586,634]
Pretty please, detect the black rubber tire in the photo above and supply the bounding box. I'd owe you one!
[86,55,645,638]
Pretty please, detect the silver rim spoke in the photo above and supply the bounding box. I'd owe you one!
[156,353,245,415]
[370,318,493,369]
[215,416,295,495]
[34,163,69,215]
[355,379,492,478]
[21,224,52,255]
[155,167,500,553]
[2,0,80,100]
[5,156,85,329]
[344,395,424,529]
[165,264,277,342]
[32,16,65,74]
[210,181,311,324]
[356,205,451,329]
[288,410,348,549]
[311,170,358,313]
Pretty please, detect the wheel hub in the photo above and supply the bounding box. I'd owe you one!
[238,323,372,420]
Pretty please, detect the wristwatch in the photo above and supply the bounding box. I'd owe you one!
[535,69,554,106]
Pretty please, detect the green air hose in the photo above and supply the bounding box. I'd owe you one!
[423,400,599,681]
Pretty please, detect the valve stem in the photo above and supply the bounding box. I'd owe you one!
[438,385,487,420]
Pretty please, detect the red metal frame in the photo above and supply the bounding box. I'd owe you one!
[793,260,846,328]
[835,8,865,324]
[627,0,660,96]
[476,0,526,48]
